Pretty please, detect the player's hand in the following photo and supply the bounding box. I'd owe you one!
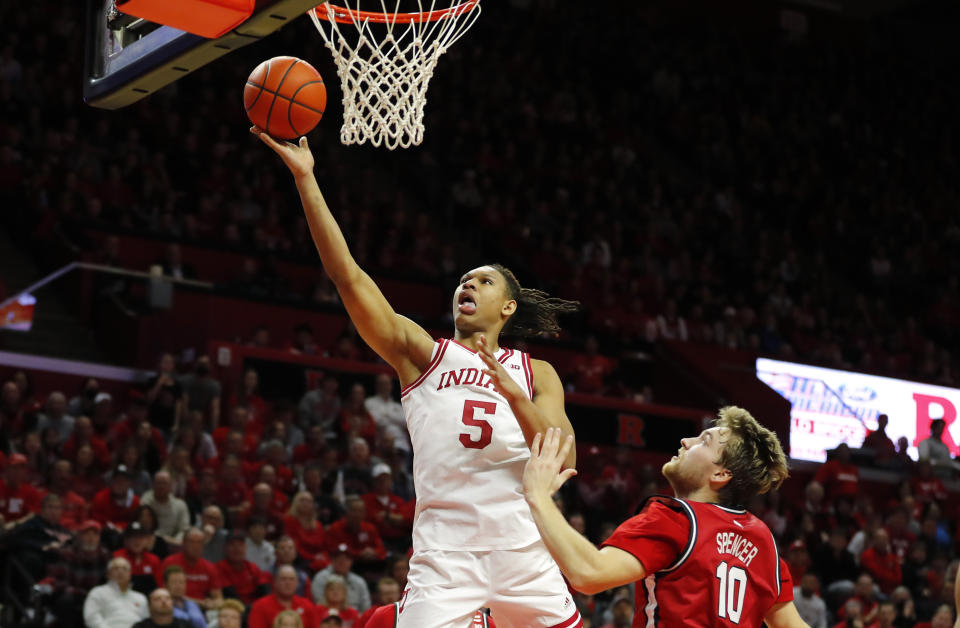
[478,335,525,402]
[523,427,577,505]
[250,126,315,179]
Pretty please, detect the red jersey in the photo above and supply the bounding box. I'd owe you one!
[859,547,901,594]
[602,496,793,628]
[0,479,44,521]
[216,559,271,605]
[158,553,221,599]
[317,605,360,627]
[91,488,140,528]
[114,548,162,578]
[814,461,859,500]
[359,603,495,628]
[56,489,90,530]
[362,492,411,541]
[248,593,320,628]
[283,514,329,570]
[215,480,251,508]
[326,519,386,560]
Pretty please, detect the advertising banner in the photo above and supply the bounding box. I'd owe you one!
[756,358,960,462]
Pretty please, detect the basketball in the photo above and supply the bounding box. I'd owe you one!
[244,56,326,140]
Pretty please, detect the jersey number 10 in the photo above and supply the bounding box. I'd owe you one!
[715,561,747,624]
[460,400,495,449]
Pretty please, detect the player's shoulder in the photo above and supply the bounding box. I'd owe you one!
[638,494,695,518]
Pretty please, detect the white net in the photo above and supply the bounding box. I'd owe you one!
[309,0,482,150]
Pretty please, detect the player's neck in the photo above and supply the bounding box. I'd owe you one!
[453,332,500,353]
[675,486,720,504]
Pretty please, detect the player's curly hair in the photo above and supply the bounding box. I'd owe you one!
[714,406,789,509]
[490,263,580,337]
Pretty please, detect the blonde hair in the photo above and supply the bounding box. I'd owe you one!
[714,406,788,508]
[272,610,304,628]
[220,599,245,618]
[288,491,316,520]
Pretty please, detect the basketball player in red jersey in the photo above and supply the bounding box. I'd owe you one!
[361,604,496,628]
[253,128,582,628]
[524,407,811,628]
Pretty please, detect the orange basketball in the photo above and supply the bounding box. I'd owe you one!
[244,56,326,140]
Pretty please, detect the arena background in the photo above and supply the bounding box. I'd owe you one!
[0,0,959,626]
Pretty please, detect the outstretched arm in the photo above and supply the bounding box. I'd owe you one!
[523,428,644,593]
[252,129,434,383]
[478,336,576,467]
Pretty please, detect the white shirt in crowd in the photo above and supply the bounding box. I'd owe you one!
[792,586,828,628]
[140,490,191,542]
[364,394,410,453]
[83,581,148,628]
[311,566,371,612]
[246,537,276,572]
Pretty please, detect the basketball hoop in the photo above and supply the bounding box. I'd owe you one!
[309,0,481,150]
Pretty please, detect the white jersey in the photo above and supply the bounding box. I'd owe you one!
[401,338,540,551]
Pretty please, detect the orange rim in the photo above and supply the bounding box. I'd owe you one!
[312,0,479,24]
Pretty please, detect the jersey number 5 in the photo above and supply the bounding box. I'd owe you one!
[460,400,495,449]
[716,561,747,624]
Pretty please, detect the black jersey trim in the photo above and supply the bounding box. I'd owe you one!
[657,496,697,574]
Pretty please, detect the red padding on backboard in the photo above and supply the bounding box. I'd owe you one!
[116,0,255,39]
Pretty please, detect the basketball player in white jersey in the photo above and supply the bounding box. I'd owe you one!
[253,128,583,628]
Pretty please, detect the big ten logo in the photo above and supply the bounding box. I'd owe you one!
[617,414,645,447]
[913,393,959,451]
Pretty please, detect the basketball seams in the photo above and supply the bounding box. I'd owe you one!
[245,57,326,139]
[246,81,326,115]
[288,80,327,136]
[244,60,270,112]
[264,58,300,138]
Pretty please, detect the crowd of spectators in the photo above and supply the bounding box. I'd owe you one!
[2,0,960,397]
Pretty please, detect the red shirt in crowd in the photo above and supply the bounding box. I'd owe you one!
[859,547,901,594]
[602,496,793,628]
[248,593,320,628]
[158,553,221,600]
[814,460,859,500]
[236,506,285,540]
[361,492,411,541]
[325,519,386,561]
[211,427,260,457]
[91,488,140,529]
[570,354,615,394]
[114,548,162,578]
[317,605,359,627]
[216,559,271,605]
[61,435,111,469]
[0,479,44,522]
[283,514,329,570]
[108,419,168,460]
[912,476,948,503]
[216,480,251,509]
[55,489,90,530]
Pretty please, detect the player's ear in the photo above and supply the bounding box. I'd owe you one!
[501,299,517,318]
[710,467,733,489]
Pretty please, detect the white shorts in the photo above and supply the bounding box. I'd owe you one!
[396,541,583,628]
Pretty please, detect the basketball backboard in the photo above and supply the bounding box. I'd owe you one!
[84,0,323,109]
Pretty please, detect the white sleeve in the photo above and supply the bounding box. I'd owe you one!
[82,587,109,628]
[139,593,150,619]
